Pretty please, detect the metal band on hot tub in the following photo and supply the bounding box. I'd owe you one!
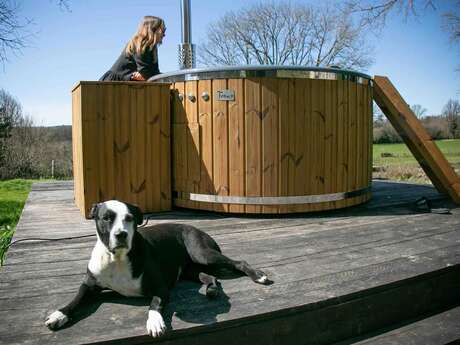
[149,65,372,84]
[175,187,371,205]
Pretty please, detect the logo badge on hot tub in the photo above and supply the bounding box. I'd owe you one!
[216,90,235,101]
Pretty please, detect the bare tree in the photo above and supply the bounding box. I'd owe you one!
[0,0,31,64]
[442,1,460,45]
[346,0,460,42]
[345,0,436,28]
[373,104,386,126]
[0,88,23,172]
[198,2,374,69]
[0,0,70,64]
[442,99,460,139]
[346,1,460,74]
[0,88,22,139]
[410,104,428,118]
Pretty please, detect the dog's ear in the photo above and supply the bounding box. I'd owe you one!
[126,203,143,226]
[89,203,99,219]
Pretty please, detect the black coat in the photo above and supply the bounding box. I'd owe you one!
[100,46,160,81]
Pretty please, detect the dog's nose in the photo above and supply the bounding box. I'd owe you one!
[115,231,128,241]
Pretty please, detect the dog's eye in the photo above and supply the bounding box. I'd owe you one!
[102,214,112,222]
[125,214,134,222]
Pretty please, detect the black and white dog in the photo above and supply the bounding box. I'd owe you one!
[45,200,270,337]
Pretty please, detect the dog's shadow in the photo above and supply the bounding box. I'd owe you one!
[165,279,231,326]
[61,276,234,331]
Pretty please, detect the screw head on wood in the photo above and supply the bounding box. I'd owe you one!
[188,94,196,102]
[201,92,210,102]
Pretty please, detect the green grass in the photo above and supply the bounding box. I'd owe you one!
[0,179,34,265]
[372,139,460,184]
[373,139,460,166]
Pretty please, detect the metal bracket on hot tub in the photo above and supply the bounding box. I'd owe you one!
[178,187,371,205]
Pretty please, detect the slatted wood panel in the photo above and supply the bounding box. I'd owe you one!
[160,86,171,211]
[72,81,171,218]
[71,87,84,215]
[261,78,279,214]
[374,76,460,204]
[171,82,186,210]
[171,78,372,213]
[197,80,214,212]
[244,78,262,213]
[228,79,246,213]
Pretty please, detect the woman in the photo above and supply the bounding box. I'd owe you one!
[100,16,165,81]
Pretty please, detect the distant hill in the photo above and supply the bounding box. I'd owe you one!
[34,125,72,142]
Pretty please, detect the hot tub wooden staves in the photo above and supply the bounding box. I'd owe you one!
[152,67,373,213]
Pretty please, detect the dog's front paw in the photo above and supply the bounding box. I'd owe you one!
[254,269,271,285]
[146,310,166,337]
[45,310,69,330]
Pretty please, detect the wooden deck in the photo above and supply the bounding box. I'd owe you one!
[1,180,459,345]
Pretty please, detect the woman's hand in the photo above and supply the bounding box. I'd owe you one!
[131,72,146,81]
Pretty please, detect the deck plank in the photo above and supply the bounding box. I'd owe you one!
[339,306,460,345]
[0,180,459,345]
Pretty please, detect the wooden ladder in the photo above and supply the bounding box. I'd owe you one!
[373,75,460,204]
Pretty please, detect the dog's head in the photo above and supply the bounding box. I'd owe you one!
[89,200,143,254]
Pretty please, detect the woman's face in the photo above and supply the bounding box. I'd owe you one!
[157,26,166,44]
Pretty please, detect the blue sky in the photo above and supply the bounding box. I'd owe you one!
[0,0,458,125]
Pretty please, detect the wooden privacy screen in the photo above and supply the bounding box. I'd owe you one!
[72,81,171,218]
[373,76,460,204]
[171,78,373,213]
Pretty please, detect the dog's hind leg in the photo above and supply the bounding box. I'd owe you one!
[201,250,269,285]
[183,229,270,285]
[183,263,220,298]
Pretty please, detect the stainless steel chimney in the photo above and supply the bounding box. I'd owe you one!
[179,0,195,69]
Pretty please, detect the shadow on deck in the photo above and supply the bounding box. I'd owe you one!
[0,180,459,345]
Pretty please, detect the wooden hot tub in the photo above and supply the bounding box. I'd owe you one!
[151,66,373,213]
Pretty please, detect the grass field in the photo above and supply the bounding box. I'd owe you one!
[373,139,460,183]
[0,179,34,265]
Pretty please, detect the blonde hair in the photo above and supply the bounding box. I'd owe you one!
[125,16,165,55]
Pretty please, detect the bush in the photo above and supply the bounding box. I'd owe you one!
[373,122,402,143]
[373,115,455,143]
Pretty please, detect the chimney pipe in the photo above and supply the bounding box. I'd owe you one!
[179,0,195,69]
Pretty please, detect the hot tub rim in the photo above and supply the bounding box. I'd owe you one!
[149,65,372,84]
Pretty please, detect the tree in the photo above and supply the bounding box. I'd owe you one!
[442,1,460,45]
[346,1,460,73]
[442,99,460,139]
[344,0,436,28]
[346,1,460,44]
[373,103,386,127]
[0,88,23,170]
[198,2,374,69]
[0,0,70,64]
[0,0,29,65]
[0,88,22,139]
[410,104,427,118]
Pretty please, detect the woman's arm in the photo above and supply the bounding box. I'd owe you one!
[133,47,160,80]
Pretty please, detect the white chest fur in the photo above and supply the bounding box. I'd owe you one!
[88,241,143,297]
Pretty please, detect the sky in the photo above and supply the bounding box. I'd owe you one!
[0,0,459,126]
